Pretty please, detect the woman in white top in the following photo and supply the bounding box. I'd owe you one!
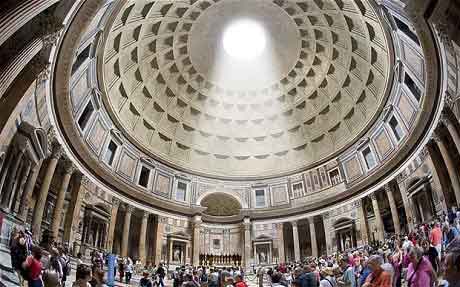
[320,268,337,287]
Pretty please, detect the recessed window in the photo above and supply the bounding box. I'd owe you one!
[362,147,376,170]
[292,182,304,197]
[389,116,404,141]
[404,73,421,101]
[104,140,118,166]
[77,101,94,130]
[138,166,150,188]
[176,181,187,201]
[71,45,91,74]
[393,17,420,45]
[329,169,341,185]
[255,189,265,207]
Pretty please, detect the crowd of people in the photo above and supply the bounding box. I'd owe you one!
[7,209,460,287]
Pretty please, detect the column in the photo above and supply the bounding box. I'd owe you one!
[357,199,369,244]
[139,211,149,264]
[1,149,24,208]
[121,205,133,257]
[370,193,385,242]
[308,217,318,257]
[291,221,300,262]
[441,112,460,154]
[433,133,460,205]
[11,160,32,213]
[51,160,75,240]
[398,179,415,231]
[277,223,285,263]
[192,215,202,266]
[385,184,401,235]
[322,213,332,255]
[106,198,120,253]
[154,216,165,265]
[18,161,43,221]
[63,174,85,250]
[243,217,251,270]
[31,142,62,241]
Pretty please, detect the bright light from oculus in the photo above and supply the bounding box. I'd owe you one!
[223,19,267,60]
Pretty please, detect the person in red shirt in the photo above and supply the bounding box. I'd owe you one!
[234,274,248,287]
[430,222,443,260]
[23,246,43,287]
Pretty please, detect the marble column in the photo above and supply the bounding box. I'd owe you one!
[11,159,32,213]
[18,161,43,221]
[2,149,24,209]
[277,223,285,263]
[322,214,332,255]
[385,184,401,235]
[433,133,460,205]
[139,212,149,264]
[106,198,120,253]
[243,217,251,270]
[441,112,460,154]
[308,217,318,257]
[192,215,202,266]
[154,216,165,265]
[292,221,300,262]
[63,174,85,249]
[51,160,75,241]
[370,193,385,242]
[32,142,62,241]
[357,199,369,244]
[121,205,133,257]
[398,179,415,231]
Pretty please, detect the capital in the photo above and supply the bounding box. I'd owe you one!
[62,159,76,174]
[142,212,150,220]
[125,204,134,214]
[369,193,377,201]
[384,184,392,194]
[112,197,120,207]
[431,132,442,144]
[291,221,298,228]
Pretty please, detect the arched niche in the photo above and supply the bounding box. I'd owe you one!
[200,192,242,216]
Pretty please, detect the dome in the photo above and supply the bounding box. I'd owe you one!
[99,0,393,178]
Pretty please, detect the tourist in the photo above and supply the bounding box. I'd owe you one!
[444,236,460,287]
[140,271,153,287]
[200,267,208,287]
[319,268,336,287]
[72,264,92,287]
[43,247,63,287]
[406,246,435,287]
[361,255,391,287]
[59,248,71,287]
[10,230,28,287]
[118,257,124,283]
[23,246,44,287]
[124,257,134,284]
[234,274,248,287]
[429,222,442,260]
[338,256,356,287]
[298,265,318,287]
[421,239,439,274]
[208,268,219,287]
[156,262,166,287]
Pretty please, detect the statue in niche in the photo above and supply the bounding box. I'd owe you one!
[173,247,181,262]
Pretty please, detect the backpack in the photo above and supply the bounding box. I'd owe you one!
[201,273,208,283]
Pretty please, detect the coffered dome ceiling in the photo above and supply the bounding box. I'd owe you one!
[100,0,392,178]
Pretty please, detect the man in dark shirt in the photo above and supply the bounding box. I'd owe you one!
[422,239,439,273]
[140,271,153,287]
[156,263,166,287]
[298,265,318,287]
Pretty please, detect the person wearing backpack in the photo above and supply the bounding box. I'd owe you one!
[22,246,44,287]
[200,267,208,287]
[59,248,71,287]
